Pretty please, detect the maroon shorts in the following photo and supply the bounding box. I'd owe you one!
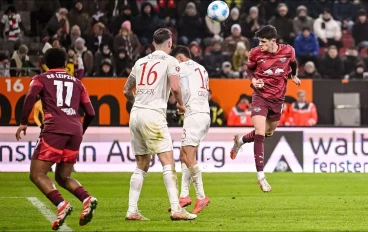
[251,95,284,121]
[32,132,83,164]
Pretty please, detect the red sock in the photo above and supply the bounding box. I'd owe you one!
[46,190,64,206]
[242,130,255,143]
[254,134,265,171]
[73,186,90,202]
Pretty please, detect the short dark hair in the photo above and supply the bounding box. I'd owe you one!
[153,28,172,45]
[44,48,67,69]
[255,25,277,40]
[170,45,191,58]
[302,27,310,32]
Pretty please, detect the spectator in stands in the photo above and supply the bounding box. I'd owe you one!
[33,96,44,130]
[294,27,319,66]
[220,61,239,78]
[203,40,226,77]
[309,0,334,19]
[352,9,368,53]
[43,8,69,38]
[30,0,61,37]
[313,9,343,49]
[94,58,115,77]
[68,1,92,38]
[232,41,248,72]
[239,61,248,78]
[333,0,355,30]
[0,6,27,41]
[10,45,37,77]
[115,47,131,77]
[319,45,344,79]
[285,0,313,18]
[61,25,81,48]
[157,0,178,27]
[222,24,249,56]
[278,96,296,126]
[107,0,139,18]
[50,38,65,50]
[241,6,265,40]
[177,2,204,46]
[263,0,282,22]
[66,47,84,79]
[110,5,133,36]
[268,3,295,45]
[347,62,367,79]
[113,21,141,61]
[94,45,114,74]
[208,89,226,127]
[227,94,253,126]
[134,2,160,47]
[167,93,181,127]
[87,23,113,55]
[121,61,134,77]
[222,7,240,38]
[342,46,362,75]
[0,52,9,77]
[74,37,94,76]
[299,61,321,79]
[292,5,314,35]
[189,41,203,65]
[288,90,318,126]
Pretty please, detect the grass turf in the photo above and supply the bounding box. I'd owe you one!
[0,172,367,231]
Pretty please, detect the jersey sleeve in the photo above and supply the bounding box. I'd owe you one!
[247,49,257,70]
[130,62,138,79]
[80,83,91,104]
[21,75,44,125]
[167,57,180,77]
[290,46,296,62]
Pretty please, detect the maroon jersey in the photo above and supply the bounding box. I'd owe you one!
[21,69,94,135]
[248,44,296,103]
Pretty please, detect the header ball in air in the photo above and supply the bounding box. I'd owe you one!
[207,1,229,22]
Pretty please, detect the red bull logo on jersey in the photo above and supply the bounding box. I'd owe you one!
[262,68,285,75]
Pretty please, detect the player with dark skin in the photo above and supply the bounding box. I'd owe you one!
[230,25,301,192]
[16,47,97,230]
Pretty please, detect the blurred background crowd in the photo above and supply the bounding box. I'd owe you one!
[1,0,368,80]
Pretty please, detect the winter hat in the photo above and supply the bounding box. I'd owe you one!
[101,58,112,66]
[59,8,68,14]
[249,6,258,14]
[305,61,315,69]
[121,20,131,31]
[186,2,196,9]
[18,45,28,55]
[278,3,288,11]
[75,37,85,44]
[0,52,8,62]
[231,24,241,33]
[230,7,239,16]
[222,61,232,69]
[358,9,367,16]
[296,5,307,14]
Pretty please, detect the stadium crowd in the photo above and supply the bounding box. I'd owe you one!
[1,0,368,80]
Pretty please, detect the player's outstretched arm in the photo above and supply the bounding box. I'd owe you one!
[123,74,136,104]
[16,78,43,140]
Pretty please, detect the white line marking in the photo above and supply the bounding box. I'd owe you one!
[0,197,27,199]
[27,197,73,231]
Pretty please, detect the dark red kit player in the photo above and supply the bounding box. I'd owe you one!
[230,25,301,192]
[15,48,97,230]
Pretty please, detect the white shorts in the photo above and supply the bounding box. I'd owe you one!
[129,109,173,155]
[181,113,210,147]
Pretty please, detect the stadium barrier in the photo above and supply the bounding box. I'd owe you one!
[1,127,368,173]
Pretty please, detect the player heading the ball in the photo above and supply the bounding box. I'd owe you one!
[229,25,301,192]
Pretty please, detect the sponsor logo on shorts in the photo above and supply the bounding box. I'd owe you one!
[253,107,261,112]
[61,108,77,115]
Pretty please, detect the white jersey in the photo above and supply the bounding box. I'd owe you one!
[131,50,180,114]
[179,59,210,117]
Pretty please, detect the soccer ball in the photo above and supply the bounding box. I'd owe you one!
[275,161,288,172]
[207,1,229,22]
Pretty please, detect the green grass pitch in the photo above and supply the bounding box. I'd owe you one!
[0,172,367,231]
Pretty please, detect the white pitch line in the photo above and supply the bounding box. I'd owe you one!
[0,197,27,199]
[27,197,73,231]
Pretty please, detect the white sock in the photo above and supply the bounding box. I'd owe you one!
[163,164,180,212]
[237,135,244,146]
[180,163,191,198]
[257,171,265,180]
[189,164,205,200]
[57,201,65,209]
[128,168,146,213]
